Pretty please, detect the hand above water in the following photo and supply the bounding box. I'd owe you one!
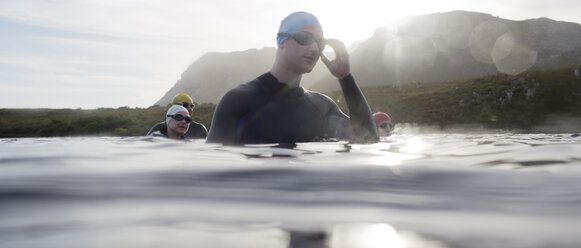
[321,39,350,79]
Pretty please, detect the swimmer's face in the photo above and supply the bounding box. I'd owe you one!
[279,25,324,74]
[168,111,190,135]
[377,121,393,136]
[178,102,194,114]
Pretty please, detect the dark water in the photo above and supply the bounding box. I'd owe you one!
[1,133,581,247]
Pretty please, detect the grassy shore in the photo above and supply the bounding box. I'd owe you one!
[0,104,216,138]
[1,66,580,138]
[330,66,581,132]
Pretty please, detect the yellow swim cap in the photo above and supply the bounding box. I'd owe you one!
[172,93,193,105]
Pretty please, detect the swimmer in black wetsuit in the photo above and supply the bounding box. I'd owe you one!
[206,11,378,145]
[147,93,208,139]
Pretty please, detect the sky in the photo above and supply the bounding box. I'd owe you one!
[1,0,580,109]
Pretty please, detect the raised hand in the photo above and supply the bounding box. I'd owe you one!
[320,38,350,79]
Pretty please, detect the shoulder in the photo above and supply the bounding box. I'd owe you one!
[152,122,166,129]
[304,89,349,118]
[190,121,207,130]
[304,89,338,107]
[225,77,263,98]
[147,122,167,135]
[147,130,167,138]
[215,76,267,112]
[188,121,208,136]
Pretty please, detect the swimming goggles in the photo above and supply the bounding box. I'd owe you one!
[379,122,394,129]
[167,114,192,123]
[179,102,195,109]
[277,31,325,51]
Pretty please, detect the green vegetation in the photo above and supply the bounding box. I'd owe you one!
[0,104,216,138]
[1,66,580,138]
[327,66,581,132]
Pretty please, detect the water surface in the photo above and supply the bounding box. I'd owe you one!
[1,133,581,247]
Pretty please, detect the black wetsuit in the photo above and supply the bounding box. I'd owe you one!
[146,121,208,139]
[206,72,378,145]
[147,129,182,139]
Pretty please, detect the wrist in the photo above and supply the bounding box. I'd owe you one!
[338,73,352,80]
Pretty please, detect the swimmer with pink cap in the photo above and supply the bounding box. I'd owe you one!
[373,112,393,137]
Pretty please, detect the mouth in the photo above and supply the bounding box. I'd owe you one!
[303,55,316,64]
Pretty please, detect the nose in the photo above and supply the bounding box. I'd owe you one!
[307,42,321,53]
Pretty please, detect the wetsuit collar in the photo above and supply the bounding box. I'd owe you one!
[260,72,304,98]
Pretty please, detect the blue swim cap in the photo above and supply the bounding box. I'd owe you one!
[277,11,321,46]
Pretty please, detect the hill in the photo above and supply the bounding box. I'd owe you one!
[155,10,581,106]
[312,10,581,91]
[155,48,276,106]
[326,66,581,132]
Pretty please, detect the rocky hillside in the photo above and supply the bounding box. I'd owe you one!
[312,10,581,91]
[155,48,276,105]
[324,66,581,132]
[155,10,581,106]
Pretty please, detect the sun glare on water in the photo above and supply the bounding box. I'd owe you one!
[329,224,404,248]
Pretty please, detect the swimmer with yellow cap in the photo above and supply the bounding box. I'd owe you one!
[146,93,208,139]
[172,93,195,114]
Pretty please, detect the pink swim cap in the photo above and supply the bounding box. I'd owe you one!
[373,112,391,126]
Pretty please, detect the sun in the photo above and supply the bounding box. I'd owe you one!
[308,0,477,48]
[307,1,423,46]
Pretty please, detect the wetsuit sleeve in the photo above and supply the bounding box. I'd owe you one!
[146,122,166,136]
[206,90,246,145]
[338,74,379,143]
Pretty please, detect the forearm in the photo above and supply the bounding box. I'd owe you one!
[339,74,379,143]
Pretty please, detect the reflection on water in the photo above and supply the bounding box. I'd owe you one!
[288,222,444,248]
[329,223,403,248]
[1,133,581,248]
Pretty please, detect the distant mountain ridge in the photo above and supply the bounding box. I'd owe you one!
[312,10,581,91]
[155,10,581,106]
[155,48,275,105]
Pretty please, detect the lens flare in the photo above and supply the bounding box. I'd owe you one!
[491,32,537,75]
